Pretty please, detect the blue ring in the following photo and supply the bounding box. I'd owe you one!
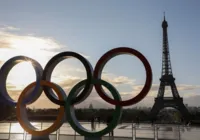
[0,56,43,106]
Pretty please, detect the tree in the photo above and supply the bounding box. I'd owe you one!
[0,99,15,121]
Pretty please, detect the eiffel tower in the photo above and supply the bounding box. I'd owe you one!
[150,15,191,121]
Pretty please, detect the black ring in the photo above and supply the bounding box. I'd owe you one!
[42,51,93,106]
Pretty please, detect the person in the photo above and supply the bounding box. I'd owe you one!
[97,116,101,128]
[181,117,185,125]
[91,116,95,131]
[151,119,154,126]
[136,116,140,125]
[106,116,114,137]
[187,121,191,126]
[151,117,156,126]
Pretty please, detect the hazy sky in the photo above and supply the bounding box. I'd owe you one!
[0,1,200,108]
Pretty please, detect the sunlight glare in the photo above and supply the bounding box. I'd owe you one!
[7,61,36,90]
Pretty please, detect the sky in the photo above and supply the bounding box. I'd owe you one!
[0,1,200,109]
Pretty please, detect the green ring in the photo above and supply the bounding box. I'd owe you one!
[65,79,122,137]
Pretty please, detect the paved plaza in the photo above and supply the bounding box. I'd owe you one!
[0,122,199,140]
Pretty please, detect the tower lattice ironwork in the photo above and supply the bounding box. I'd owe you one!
[150,16,191,121]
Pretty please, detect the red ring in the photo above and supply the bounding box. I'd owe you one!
[94,47,152,106]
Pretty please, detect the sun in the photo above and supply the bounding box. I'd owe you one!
[6,61,36,90]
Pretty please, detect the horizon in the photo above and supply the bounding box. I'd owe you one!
[0,1,200,109]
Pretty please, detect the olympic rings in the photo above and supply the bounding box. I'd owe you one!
[94,47,152,106]
[16,80,66,136]
[0,47,152,137]
[65,79,122,137]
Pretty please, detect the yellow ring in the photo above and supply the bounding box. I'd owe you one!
[16,80,66,136]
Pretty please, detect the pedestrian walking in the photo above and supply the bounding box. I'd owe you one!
[91,117,95,131]
[106,116,114,137]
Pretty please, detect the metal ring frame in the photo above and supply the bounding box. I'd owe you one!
[0,47,152,137]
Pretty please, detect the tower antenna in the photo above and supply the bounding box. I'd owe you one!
[164,12,165,20]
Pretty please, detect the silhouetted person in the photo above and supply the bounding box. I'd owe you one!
[106,116,114,137]
[187,121,191,126]
[97,116,101,127]
[151,117,156,126]
[151,119,154,126]
[181,117,185,125]
[136,116,140,125]
[91,116,95,131]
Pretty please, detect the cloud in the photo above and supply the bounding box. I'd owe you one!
[177,84,200,91]
[65,68,86,73]
[0,31,63,50]
[0,60,4,65]
[0,41,11,49]
[6,82,17,90]
[0,26,92,73]
[57,76,85,91]
[0,27,70,70]
[110,83,200,101]
[0,25,20,31]
[111,76,134,84]
[50,72,136,94]
[102,73,135,86]
[131,84,200,94]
